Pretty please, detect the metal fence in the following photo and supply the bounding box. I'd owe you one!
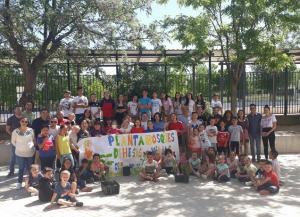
[0,63,299,123]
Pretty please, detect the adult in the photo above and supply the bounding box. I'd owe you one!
[11,117,35,189]
[36,125,56,170]
[138,89,152,117]
[115,94,128,126]
[6,106,23,177]
[247,104,262,162]
[185,92,196,116]
[173,92,183,117]
[153,112,165,132]
[161,92,173,116]
[151,92,162,117]
[195,94,206,110]
[261,105,277,160]
[72,86,88,124]
[237,109,249,155]
[32,108,50,139]
[59,90,73,119]
[22,102,34,125]
[99,91,115,122]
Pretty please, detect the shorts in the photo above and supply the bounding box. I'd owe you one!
[56,195,76,202]
[257,182,279,194]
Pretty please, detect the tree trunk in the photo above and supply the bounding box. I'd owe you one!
[19,66,37,107]
[231,78,238,114]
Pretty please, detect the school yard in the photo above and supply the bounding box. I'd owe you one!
[0,155,299,217]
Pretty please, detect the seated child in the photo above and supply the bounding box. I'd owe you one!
[235,154,247,181]
[216,155,230,182]
[252,159,267,187]
[60,158,77,194]
[189,152,201,177]
[238,156,257,184]
[145,120,158,133]
[76,159,93,192]
[161,148,176,174]
[141,112,149,130]
[227,151,239,178]
[200,147,216,179]
[153,151,162,170]
[90,153,107,181]
[269,150,281,184]
[256,161,280,195]
[131,119,145,134]
[106,121,121,135]
[51,170,83,207]
[139,151,160,182]
[188,128,201,156]
[39,167,55,202]
[177,152,189,174]
[25,164,42,196]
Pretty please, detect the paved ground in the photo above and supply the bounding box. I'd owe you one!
[0,155,299,217]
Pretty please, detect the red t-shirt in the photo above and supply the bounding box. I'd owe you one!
[100,99,115,118]
[58,118,69,126]
[264,171,279,187]
[168,121,184,133]
[130,127,145,134]
[106,128,120,135]
[217,131,230,147]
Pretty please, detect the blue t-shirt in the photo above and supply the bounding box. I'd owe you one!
[216,163,230,178]
[138,97,151,114]
[153,121,165,132]
[54,182,71,200]
[36,135,56,158]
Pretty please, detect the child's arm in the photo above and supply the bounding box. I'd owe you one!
[24,176,30,191]
[50,192,57,204]
[55,136,61,159]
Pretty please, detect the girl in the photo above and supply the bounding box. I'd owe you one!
[216,155,230,182]
[185,92,195,116]
[49,117,59,138]
[106,120,121,134]
[162,148,176,175]
[188,128,201,156]
[127,95,139,119]
[227,151,239,178]
[115,94,127,126]
[77,158,94,184]
[90,153,106,181]
[153,112,165,132]
[223,110,233,130]
[56,125,75,167]
[130,119,145,134]
[37,125,56,170]
[161,92,173,116]
[200,147,216,179]
[196,94,206,110]
[89,120,104,137]
[261,105,277,160]
[11,117,35,189]
[145,120,157,133]
[140,112,149,130]
[25,164,42,196]
[189,152,201,177]
[237,109,249,155]
[120,119,132,134]
[78,109,92,125]
[188,112,202,134]
[89,93,101,121]
[173,92,183,117]
[77,119,90,142]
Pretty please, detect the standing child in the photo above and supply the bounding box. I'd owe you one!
[151,92,162,117]
[199,124,211,158]
[89,93,101,121]
[216,155,230,182]
[25,164,42,196]
[189,152,201,177]
[127,95,139,120]
[139,151,160,182]
[228,117,243,155]
[257,161,280,195]
[39,167,55,202]
[50,170,83,207]
[188,128,201,156]
[217,119,230,156]
[206,117,218,150]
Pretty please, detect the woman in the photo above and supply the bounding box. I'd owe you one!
[161,93,173,116]
[78,109,92,125]
[196,94,206,110]
[115,94,127,126]
[37,125,56,170]
[261,105,277,160]
[184,92,195,116]
[55,124,74,167]
[173,92,183,117]
[11,117,35,189]
[153,112,165,132]
[237,109,249,155]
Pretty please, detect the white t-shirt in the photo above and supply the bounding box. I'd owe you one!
[206,125,218,144]
[49,126,60,139]
[59,98,73,117]
[163,98,173,115]
[11,128,35,157]
[141,121,148,130]
[143,160,158,174]
[127,101,138,116]
[72,95,88,115]
[151,98,162,115]
[199,131,211,148]
[272,159,281,179]
[211,99,222,108]
[120,125,132,134]
[188,99,195,114]
[261,114,277,128]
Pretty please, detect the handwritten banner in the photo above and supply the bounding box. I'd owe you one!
[77,130,180,176]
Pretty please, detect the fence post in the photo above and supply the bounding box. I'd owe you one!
[76,63,81,87]
[164,64,167,93]
[242,64,246,111]
[208,50,212,102]
[284,66,288,116]
[67,59,71,91]
[220,61,224,105]
[192,65,196,96]
[45,66,49,108]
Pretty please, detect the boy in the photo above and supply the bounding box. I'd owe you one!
[216,155,230,182]
[50,170,83,207]
[269,150,281,183]
[228,117,243,155]
[217,119,230,155]
[257,161,280,195]
[39,167,55,202]
[240,156,257,184]
[206,117,218,150]
[151,92,162,117]
[59,90,73,119]
[72,86,88,124]
[189,152,201,177]
[139,151,160,182]
[89,93,101,121]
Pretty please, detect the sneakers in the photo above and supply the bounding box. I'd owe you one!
[16,183,22,190]
[245,181,253,186]
[6,172,14,178]
[75,202,83,207]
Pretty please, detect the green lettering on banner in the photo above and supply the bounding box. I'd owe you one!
[115,135,120,146]
[114,148,119,159]
[138,136,145,145]
[160,134,165,143]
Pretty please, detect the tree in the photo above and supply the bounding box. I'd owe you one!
[160,0,300,113]
[0,0,154,105]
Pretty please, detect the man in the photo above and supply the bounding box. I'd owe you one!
[32,108,50,138]
[72,86,88,124]
[247,104,262,162]
[59,90,73,119]
[22,101,34,125]
[138,89,151,118]
[6,106,23,177]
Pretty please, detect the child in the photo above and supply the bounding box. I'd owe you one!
[51,170,83,207]
[128,95,139,120]
[141,112,149,130]
[39,167,55,202]
[189,152,201,177]
[89,120,104,137]
[206,117,218,150]
[257,161,280,195]
[153,151,162,170]
[228,117,243,155]
[90,153,106,181]
[237,156,257,183]
[139,151,160,182]
[161,148,176,175]
[217,119,230,155]
[106,120,121,135]
[235,154,247,180]
[25,164,42,196]
[151,92,162,117]
[252,159,267,187]
[77,159,94,189]
[227,151,239,178]
[67,112,76,126]
[89,93,101,120]
[199,124,211,158]
[188,128,201,155]
[177,152,189,174]
[189,112,202,133]
[216,155,230,182]
[145,120,157,133]
[269,150,281,183]
[131,119,145,134]
[49,117,60,138]
[200,147,216,179]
